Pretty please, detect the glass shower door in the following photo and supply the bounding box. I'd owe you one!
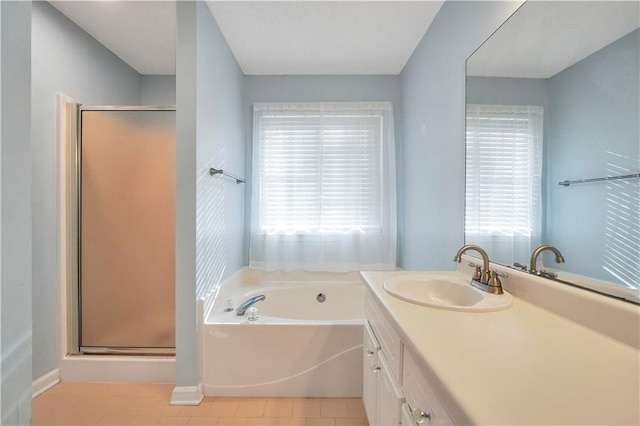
[79,107,175,354]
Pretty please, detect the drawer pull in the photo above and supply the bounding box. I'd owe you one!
[366,349,375,357]
[412,407,431,424]
[371,365,381,373]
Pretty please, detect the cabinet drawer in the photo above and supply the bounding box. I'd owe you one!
[364,321,381,356]
[366,293,403,381]
[402,350,454,426]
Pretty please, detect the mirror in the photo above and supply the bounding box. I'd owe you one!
[465,1,639,303]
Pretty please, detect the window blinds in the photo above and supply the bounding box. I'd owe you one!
[258,111,382,234]
[465,104,543,238]
[250,102,397,272]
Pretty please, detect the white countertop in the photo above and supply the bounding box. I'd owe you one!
[360,270,640,425]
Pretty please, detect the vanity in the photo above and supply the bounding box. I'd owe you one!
[360,259,639,425]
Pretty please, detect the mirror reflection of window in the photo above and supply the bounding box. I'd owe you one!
[465,104,543,266]
[465,1,639,303]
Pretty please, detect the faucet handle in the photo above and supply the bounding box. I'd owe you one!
[513,262,528,271]
[487,271,504,294]
[480,269,491,285]
[472,265,482,281]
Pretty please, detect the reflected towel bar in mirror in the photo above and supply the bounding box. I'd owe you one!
[558,173,639,187]
[209,167,245,184]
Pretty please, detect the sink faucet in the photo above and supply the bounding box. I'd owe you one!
[236,295,266,316]
[453,245,503,294]
[529,245,565,276]
[454,244,491,284]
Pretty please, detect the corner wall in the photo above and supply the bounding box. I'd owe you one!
[175,1,245,394]
[1,1,32,424]
[141,75,176,105]
[398,1,523,269]
[195,3,245,299]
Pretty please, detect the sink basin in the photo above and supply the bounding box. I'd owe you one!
[383,272,513,312]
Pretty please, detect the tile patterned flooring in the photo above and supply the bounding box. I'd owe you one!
[32,383,369,426]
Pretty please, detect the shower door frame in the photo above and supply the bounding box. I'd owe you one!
[72,105,176,356]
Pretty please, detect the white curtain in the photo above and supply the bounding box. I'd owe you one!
[465,104,543,266]
[250,102,397,272]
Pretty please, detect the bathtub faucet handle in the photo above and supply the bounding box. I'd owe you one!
[247,307,259,321]
[236,294,266,316]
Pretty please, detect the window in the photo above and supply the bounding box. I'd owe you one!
[465,104,543,263]
[250,102,396,271]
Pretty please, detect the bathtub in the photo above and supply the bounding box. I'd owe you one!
[202,269,365,397]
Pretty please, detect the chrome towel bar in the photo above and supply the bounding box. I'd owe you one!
[558,173,639,187]
[209,167,245,184]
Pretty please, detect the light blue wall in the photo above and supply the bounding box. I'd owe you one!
[141,75,176,105]
[175,1,245,388]
[243,75,401,261]
[175,0,199,388]
[399,1,522,269]
[195,3,245,288]
[1,1,32,424]
[30,1,142,380]
[466,76,548,107]
[545,29,639,285]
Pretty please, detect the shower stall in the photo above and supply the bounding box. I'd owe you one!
[75,106,176,355]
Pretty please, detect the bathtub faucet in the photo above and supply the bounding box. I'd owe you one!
[236,295,266,316]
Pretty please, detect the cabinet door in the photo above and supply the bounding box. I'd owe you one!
[376,352,403,426]
[363,322,380,425]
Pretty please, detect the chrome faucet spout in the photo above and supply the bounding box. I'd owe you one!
[529,245,565,275]
[236,295,266,316]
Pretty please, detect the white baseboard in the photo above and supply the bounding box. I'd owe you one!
[60,355,175,383]
[170,384,204,406]
[33,369,61,398]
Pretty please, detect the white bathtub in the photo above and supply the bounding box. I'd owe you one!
[202,269,365,397]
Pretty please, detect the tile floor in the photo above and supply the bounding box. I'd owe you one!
[32,383,369,426]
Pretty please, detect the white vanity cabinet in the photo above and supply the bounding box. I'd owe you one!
[363,320,403,426]
[363,293,404,426]
[363,293,455,426]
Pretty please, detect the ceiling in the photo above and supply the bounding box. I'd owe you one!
[46,1,640,78]
[49,1,444,76]
[467,1,640,79]
[206,1,443,75]
[50,1,177,75]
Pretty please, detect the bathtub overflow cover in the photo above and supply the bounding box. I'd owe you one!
[316,293,326,303]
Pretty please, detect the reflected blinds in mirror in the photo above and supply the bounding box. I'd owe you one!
[465,104,543,264]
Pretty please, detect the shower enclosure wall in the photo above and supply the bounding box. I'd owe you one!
[75,106,176,355]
